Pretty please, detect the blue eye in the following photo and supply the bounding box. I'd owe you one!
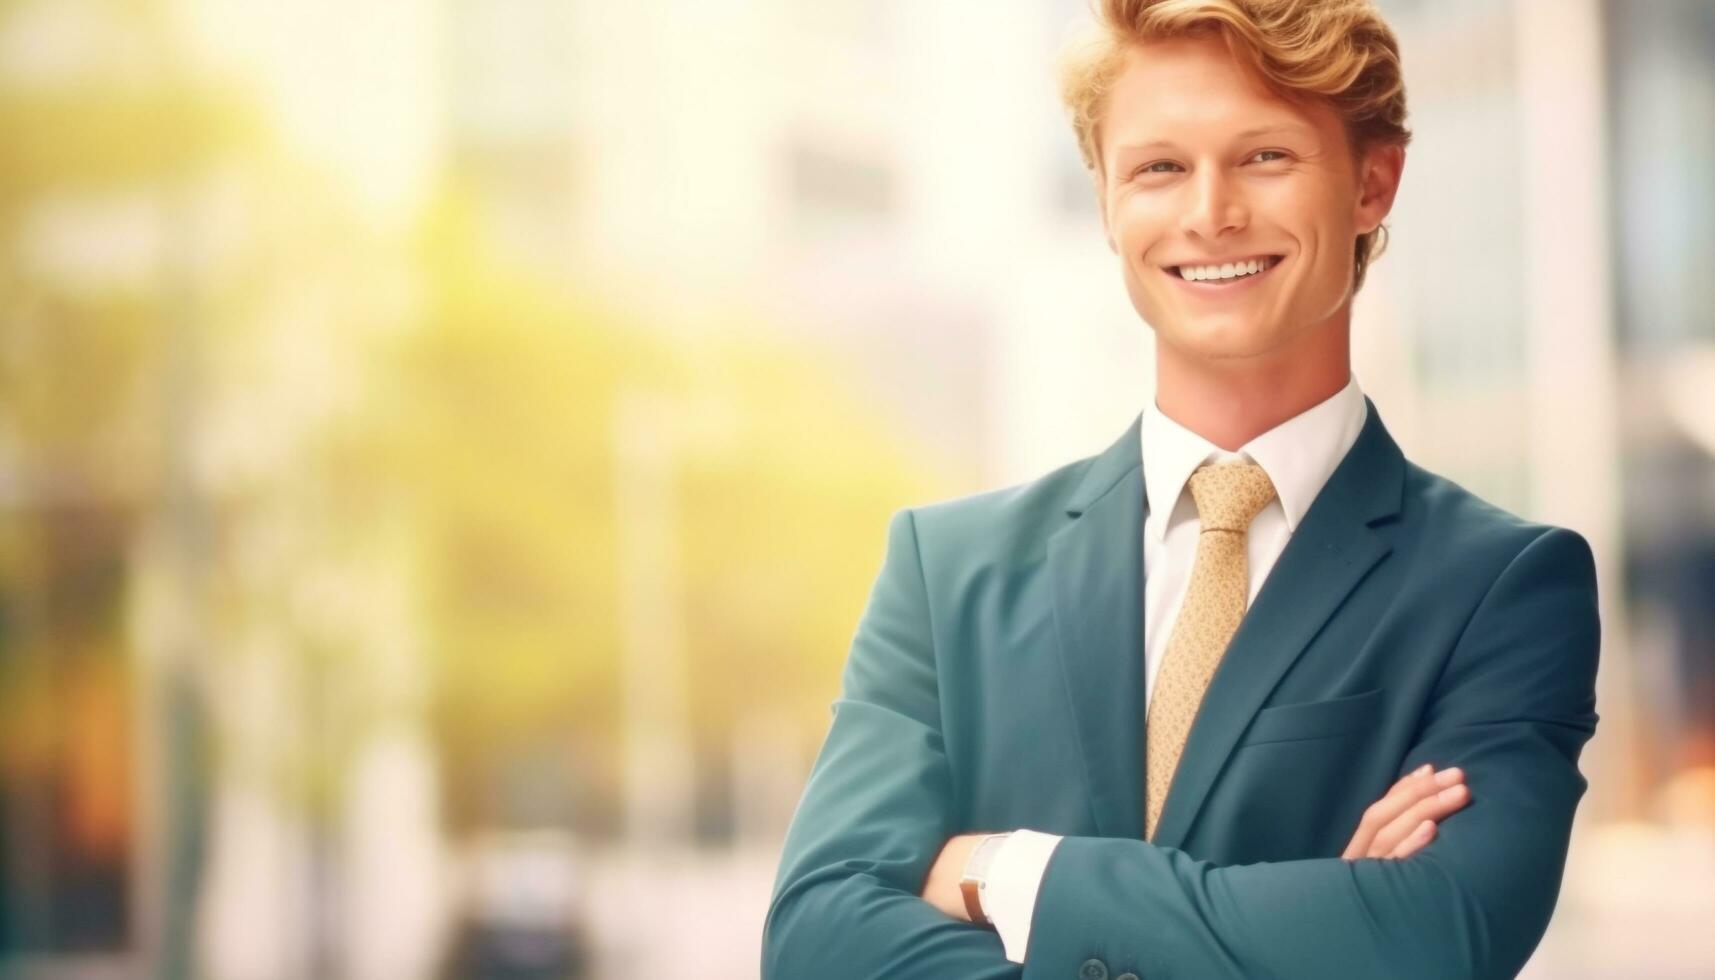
[1137,161,1181,176]
[1252,150,1289,163]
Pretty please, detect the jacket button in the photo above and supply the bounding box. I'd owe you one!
[1078,960,1109,980]
[1116,974,1140,980]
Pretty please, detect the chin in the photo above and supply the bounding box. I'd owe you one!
[1157,321,1282,362]
[1188,343,1279,365]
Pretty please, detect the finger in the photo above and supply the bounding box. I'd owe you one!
[1341,834,1367,862]
[1379,764,1454,820]
[1345,766,1466,860]
[1345,764,1440,859]
[1343,764,1429,859]
[1378,765,1464,829]
[1385,819,1433,860]
[1370,781,1468,857]
[1349,766,1464,860]
[1386,818,1437,859]
[1369,780,1469,857]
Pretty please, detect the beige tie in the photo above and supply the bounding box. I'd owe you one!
[1144,461,1277,841]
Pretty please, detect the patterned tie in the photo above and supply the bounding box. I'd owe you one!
[1144,461,1277,841]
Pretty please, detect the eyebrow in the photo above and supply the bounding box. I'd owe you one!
[1112,123,1312,154]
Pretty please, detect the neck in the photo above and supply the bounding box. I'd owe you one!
[1153,315,1352,451]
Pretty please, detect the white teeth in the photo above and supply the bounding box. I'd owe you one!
[1177,257,1274,281]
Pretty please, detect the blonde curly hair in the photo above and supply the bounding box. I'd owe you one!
[1059,0,1412,292]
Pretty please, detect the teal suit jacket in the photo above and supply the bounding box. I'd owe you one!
[763,399,1600,980]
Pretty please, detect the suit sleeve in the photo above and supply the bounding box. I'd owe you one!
[762,509,1021,980]
[1021,526,1601,980]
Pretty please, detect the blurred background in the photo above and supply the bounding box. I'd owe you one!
[0,0,1711,976]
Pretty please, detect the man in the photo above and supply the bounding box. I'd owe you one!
[763,1,1600,978]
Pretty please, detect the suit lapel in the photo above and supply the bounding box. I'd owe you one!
[1046,398,1407,847]
[1047,413,1148,840]
[1147,397,1405,849]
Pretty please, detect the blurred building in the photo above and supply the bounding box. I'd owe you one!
[1607,0,1715,793]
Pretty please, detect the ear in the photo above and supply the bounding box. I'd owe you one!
[1353,142,1405,235]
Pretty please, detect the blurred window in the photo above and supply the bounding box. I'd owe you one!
[1608,0,1715,353]
[786,134,899,227]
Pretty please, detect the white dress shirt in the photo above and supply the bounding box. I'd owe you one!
[980,375,1370,964]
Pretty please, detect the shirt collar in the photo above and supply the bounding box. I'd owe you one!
[1139,374,1368,542]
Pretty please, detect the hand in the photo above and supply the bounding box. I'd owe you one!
[920,832,989,922]
[1342,764,1470,861]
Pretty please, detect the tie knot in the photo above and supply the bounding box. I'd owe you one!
[1188,461,1277,533]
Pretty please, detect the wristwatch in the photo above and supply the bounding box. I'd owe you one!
[959,832,1012,926]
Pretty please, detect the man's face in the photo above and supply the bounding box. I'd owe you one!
[1097,36,1402,365]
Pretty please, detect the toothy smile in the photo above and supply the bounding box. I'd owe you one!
[1168,255,1284,282]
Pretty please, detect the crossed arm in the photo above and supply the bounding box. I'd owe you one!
[762,511,1599,980]
[918,760,1471,926]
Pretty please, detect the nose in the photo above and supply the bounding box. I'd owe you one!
[1179,167,1248,241]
